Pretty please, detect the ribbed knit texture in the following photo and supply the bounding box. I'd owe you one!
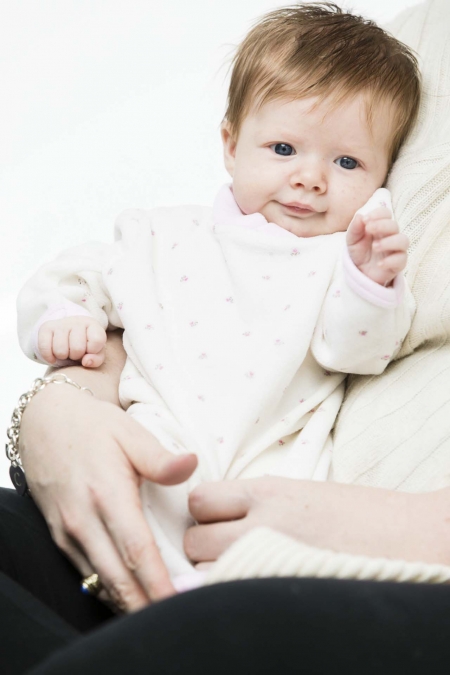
[333,0,450,492]
[206,0,450,586]
[205,528,450,586]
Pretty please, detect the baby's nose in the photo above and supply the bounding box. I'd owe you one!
[290,163,326,193]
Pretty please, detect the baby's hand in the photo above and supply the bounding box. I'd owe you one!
[38,316,107,367]
[346,206,409,286]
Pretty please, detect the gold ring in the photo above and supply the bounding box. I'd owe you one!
[81,572,102,596]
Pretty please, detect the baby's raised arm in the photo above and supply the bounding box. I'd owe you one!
[346,205,409,286]
[311,190,414,376]
[38,316,107,368]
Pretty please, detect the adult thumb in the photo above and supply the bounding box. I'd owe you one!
[121,416,198,486]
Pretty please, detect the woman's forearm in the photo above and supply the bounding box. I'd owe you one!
[307,480,450,566]
[185,477,450,567]
[19,330,126,463]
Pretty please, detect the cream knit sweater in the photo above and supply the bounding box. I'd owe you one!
[206,0,450,587]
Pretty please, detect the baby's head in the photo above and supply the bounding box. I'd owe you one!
[221,3,421,237]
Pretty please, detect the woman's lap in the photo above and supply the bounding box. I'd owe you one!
[0,488,113,632]
[27,577,450,675]
[0,570,78,674]
[2,486,450,675]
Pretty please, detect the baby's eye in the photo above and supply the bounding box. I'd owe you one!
[335,156,359,170]
[270,143,295,156]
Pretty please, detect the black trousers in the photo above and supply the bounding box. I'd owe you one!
[1,487,450,674]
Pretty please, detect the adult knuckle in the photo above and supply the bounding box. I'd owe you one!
[183,528,198,559]
[188,486,204,512]
[105,578,135,610]
[54,533,73,557]
[122,537,146,572]
[88,483,111,510]
[47,519,68,550]
[60,510,84,540]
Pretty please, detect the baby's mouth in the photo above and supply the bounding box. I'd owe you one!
[280,202,317,217]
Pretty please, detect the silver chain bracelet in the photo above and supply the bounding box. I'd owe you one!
[5,373,94,496]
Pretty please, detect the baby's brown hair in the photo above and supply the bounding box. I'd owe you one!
[224,3,421,167]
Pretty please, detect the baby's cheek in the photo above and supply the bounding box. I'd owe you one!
[232,180,263,216]
[338,187,372,227]
[330,203,357,233]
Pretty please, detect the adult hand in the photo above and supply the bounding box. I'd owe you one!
[20,375,197,612]
[184,476,448,566]
[185,477,332,563]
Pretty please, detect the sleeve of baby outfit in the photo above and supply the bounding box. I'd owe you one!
[311,247,415,375]
[17,240,120,365]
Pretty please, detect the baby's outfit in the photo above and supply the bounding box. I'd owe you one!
[17,185,414,579]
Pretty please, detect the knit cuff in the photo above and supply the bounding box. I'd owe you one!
[205,527,450,586]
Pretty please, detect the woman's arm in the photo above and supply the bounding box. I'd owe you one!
[19,330,197,611]
[184,477,450,566]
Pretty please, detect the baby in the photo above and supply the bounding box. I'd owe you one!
[18,4,420,583]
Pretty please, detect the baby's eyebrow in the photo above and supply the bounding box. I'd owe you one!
[256,124,380,158]
[260,128,302,142]
[336,144,374,156]
[260,127,369,147]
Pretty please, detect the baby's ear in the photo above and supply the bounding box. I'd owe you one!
[220,121,237,177]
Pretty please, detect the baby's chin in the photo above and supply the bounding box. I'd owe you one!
[263,207,348,238]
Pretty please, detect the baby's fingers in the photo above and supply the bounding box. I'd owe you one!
[373,233,409,254]
[364,217,401,239]
[52,327,71,361]
[86,322,107,355]
[80,323,107,367]
[37,325,57,363]
[378,251,407,275]
[68,323,89,361]
[81,351,105,368]
[362,206,392,223]
[346,213,366,247]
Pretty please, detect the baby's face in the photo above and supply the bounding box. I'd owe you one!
[222,94,393,237]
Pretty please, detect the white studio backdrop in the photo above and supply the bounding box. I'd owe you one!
[0,0,423,487]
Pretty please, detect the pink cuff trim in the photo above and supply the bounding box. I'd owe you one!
[342,247,405,309]
[32,301,92,366]
[172,572,206,593]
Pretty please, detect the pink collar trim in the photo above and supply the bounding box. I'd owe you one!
[212,184,296,239]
